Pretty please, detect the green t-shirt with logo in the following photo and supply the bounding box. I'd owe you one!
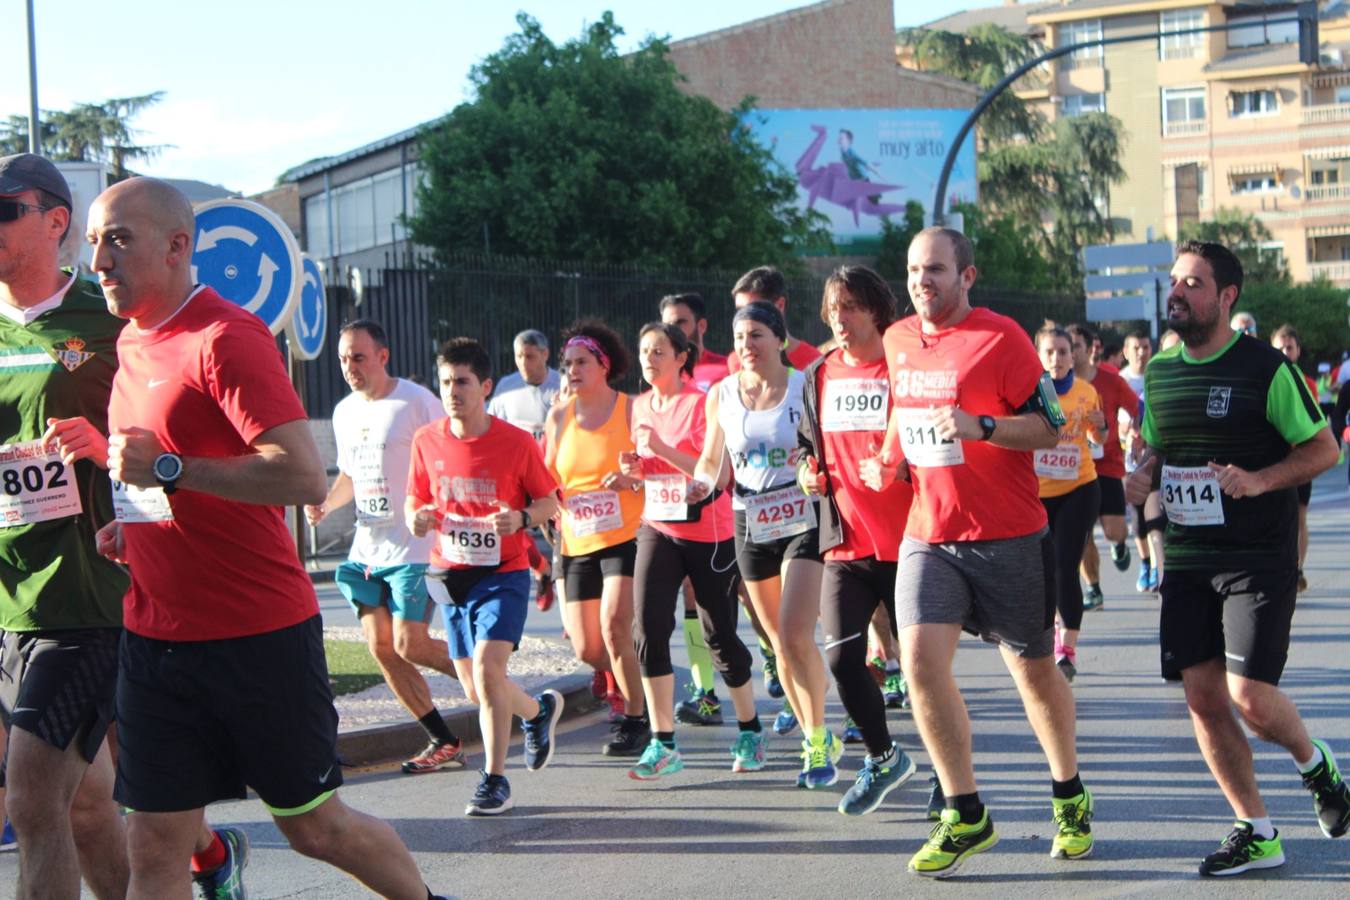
[1142,332,1326,572]
[0,275,128,631]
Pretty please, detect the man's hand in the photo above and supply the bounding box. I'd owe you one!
[108,427,166,488]
[43,417,110,468]
[797,455,827,496]
[408,503,440,538]
[930,405,981,442]
[618,450,643,479]
[303,504,326,527]
[95,521,126,564]
[858,442,901,492]
[1124,456,1155,506]
[1207,461,1266,499]
[490,501,522,536]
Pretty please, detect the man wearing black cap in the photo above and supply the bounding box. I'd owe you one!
[0,153,130,898]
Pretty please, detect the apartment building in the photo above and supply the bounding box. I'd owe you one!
[910,1,1350,285]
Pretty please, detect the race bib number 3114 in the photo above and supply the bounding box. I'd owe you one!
[0,440,81,527]
[1161,465,1224,526]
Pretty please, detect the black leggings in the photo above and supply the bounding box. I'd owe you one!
[1042,480,1101,631]
[820,558,897,759]
[632,525,752,688]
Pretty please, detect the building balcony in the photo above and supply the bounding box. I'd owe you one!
[1302,102,1350,126]
[1308,261,1350,284]
[1163,120,1208,138]
[1159,44,1202,62]
[1305,184,1350,202]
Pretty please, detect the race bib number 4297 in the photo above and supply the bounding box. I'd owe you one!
[0,440,81,527]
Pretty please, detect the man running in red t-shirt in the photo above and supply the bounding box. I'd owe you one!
[863,228,1093,877]
[87,177,446,900]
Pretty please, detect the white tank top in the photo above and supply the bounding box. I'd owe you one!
[718,368,807,510]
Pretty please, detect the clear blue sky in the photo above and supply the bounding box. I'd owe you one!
[1,0,1004,194]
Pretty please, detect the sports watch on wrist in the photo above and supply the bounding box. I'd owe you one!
[520,508,531,530]
[153,452,183,494]
[977,415,997,442]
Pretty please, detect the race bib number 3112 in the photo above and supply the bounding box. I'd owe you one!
[896,408,964,468]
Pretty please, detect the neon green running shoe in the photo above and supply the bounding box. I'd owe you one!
[907,808,999,878]
[1050,789,1094,859]
[1198,822,1285,876]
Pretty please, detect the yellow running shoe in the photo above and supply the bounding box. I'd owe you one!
[907,808,998,878]
[1050,789,1095,859]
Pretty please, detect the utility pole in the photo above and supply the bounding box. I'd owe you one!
[26,0,41,154]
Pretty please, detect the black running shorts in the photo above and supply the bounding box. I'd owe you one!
[561,539,637,602]
[0,627,119,787]
[1097,476,1126,517]
[732,510,820,583]
[1159,568,1297,685]
[113,615,344,814]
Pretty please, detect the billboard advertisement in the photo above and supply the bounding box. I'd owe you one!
[743,108,977,252]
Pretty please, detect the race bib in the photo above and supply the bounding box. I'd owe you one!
[566,490,623,537]
[821,378,888,432]
[1161,465,1224,526]
[439,514,501,566]
[350,445,394,524]
[643,473,687,522]
[745,484,816,543]
[112,480,174,523]
[0,440,81,527]
[896,408,964,468]
[1034,444,1082,481]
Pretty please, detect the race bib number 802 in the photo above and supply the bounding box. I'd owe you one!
[0,440,81,527]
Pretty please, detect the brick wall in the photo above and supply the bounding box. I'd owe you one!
[668,0,976,110]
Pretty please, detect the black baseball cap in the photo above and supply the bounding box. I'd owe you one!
[0,153,73,209]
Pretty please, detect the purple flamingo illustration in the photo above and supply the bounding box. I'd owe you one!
[795,124,906,225]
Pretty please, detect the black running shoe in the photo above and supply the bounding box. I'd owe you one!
[1302,738,1350,838]
[603,715,651,757]
[1198,822,1284,876]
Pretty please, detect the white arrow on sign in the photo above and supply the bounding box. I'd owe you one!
[196,225,259,252]
[243,254,279,314]
[301,270,321,339]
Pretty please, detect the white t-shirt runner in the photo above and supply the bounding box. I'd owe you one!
[488,369,560,441]
[332,378,444,567]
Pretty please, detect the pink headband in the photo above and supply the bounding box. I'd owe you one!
[565,335,610,371]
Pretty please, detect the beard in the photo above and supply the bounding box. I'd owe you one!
[1167,300,1222,344]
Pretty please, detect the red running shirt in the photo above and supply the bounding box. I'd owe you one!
[407,417,559,571]
[108,288,318,641]
[882,308,1047,543]
[688,349,730,394]
[631,386,734,543]
[1088,366,1135,479]
[815,352,912,562]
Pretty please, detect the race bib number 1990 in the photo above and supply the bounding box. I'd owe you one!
[0,440,81,527]
[821,378,888,432]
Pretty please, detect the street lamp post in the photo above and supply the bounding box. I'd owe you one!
[26,0,41,154]
[931,2,1319,226]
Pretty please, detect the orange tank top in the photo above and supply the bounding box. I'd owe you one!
[552,392,643,555]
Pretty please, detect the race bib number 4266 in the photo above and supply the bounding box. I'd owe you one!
[0,440,81,527]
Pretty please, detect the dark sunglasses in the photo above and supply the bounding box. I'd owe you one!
[0,199,52,223]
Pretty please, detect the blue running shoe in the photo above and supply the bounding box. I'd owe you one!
[839,743,917,816]
[763,653,784,699]
[465,771,513,816]
[801,733,840,790]
[731,730,768,773]
[1147,565,1161,593]
[842,716,864,744]
[1135,560,1152,593]
[192,827,249,900]
[1,820,16,852]
[772,702,797,737]
[522,688,563,771]
[629,739,684,780]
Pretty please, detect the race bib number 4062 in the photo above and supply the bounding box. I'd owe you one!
[0,440,81,527]
[566,490,622,537]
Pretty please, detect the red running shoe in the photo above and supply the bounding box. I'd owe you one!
[401,739,465,774]
[590,670,607,700]
[536,572,555,611]
[605,691,626,722]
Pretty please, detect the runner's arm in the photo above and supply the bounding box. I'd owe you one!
[108,419,327,506]
[1209,427,1337,498]
[686,389,730,501]
[305,472,353,526]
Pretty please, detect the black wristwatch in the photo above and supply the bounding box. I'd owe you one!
[977,415,997,442]
[153,452,183,494]
[520,508,531,530]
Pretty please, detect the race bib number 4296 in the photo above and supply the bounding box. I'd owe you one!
[0,440,81,527]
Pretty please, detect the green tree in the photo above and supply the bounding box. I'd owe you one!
[874,200,927,279]
[951,201,1056,291]
[1,92,166,180]
[1239,279,1350,366]
[1179,207,1290,285]
[410,13,829,269]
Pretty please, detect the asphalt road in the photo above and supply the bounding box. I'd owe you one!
[4,467,1350,898]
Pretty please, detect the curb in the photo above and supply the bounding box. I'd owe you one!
[335,670,601,768]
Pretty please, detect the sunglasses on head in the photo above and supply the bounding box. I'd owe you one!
[0,198,52,223]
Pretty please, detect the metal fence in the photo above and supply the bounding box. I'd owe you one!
[298,253,1083,415]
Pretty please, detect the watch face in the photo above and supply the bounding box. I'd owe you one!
[154,454,182,481]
